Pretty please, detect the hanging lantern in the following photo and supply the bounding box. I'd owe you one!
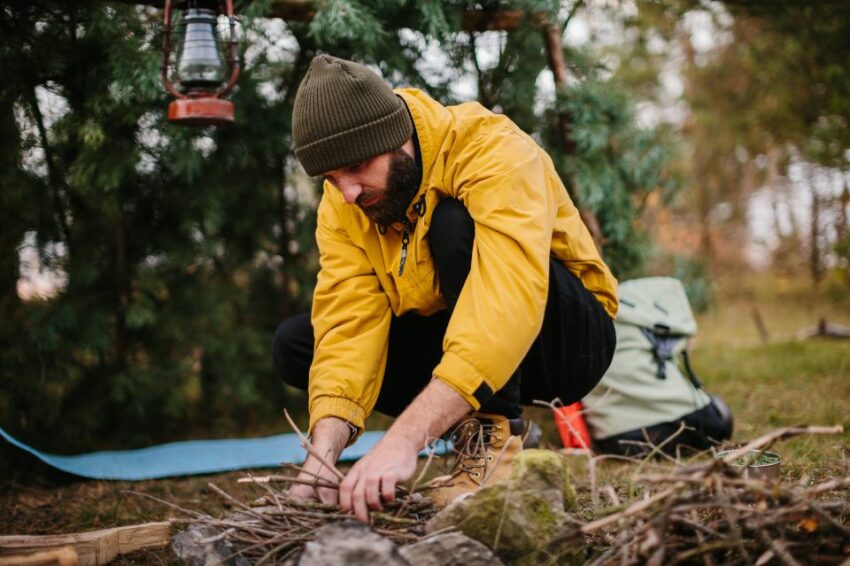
[162,0,240,126]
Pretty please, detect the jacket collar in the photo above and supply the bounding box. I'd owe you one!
[387,88,453,232]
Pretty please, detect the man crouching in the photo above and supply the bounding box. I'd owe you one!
[273,54,618,522]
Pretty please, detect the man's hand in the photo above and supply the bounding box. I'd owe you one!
[287,416,350,505]
[339,435,419,522]
[338,378,472,522]
[288,464,341,504]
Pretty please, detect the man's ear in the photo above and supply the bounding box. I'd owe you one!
[401,138,415,159]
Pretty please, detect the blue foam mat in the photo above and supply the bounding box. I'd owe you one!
[1,426,398,481]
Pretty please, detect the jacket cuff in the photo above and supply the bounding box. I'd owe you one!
[432,350,495,411]
[309,395,367,445]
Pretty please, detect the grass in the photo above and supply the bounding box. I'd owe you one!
[696,272,850,347]
[692,272,850,484]
[1,271,848,563]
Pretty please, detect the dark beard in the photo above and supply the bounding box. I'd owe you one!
[356,148,421,226]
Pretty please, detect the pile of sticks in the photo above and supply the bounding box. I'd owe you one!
[147,477,439,565]
[137,411,443,564]
[141,416,847,565]
[575,426,849,566]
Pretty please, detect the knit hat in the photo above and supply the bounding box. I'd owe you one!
[292,55,414,177]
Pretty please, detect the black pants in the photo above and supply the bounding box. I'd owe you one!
[273,199,615,419]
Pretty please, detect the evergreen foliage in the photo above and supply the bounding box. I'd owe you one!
[553,74,678,277]
[1,2,306,449]
[0,0,676,451]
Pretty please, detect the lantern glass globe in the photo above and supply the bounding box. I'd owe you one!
[175,8,225,91]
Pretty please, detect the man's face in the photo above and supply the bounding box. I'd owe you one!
[323,140,421,226]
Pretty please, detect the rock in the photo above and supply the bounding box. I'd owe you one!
[426,449,584,565]
[297,521,408,566]
[399,532,503,566]
[172,523,251,566]
[508,447,578,512]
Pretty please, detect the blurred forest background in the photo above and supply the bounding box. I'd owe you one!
[1,0,848,457]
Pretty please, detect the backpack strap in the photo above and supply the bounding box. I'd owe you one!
[640,326,678,380]
[679,349,704,389]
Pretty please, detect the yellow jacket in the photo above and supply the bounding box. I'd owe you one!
[308,88,618,435]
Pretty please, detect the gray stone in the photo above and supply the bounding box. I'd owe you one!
[172,523,251,566]
[400,532,503,566]
[297,521,408,566]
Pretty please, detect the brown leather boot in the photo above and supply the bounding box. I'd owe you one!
[427,412,524,507]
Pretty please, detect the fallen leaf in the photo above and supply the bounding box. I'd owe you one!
[798,516,819,533]
[18,493,52,508]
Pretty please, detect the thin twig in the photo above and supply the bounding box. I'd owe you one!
[283,409,345,481]
[721,426,844,465]
[581,487,678,534]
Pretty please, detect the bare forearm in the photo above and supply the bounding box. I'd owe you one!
[383,378,472,450]
[304,416,350,471]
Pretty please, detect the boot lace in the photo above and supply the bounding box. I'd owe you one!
[446,418,505,481]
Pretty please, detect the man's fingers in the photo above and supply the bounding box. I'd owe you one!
[351,478,370,522]
[364,475,383,511]
[317,485,339,505]
[380,472,397,505]
[339,467,357,512]
[288,483,318,502]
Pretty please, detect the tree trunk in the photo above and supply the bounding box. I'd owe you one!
[27,87,73,254]
[542,24,575,157]
[837,173,849,243]
[114,209,130,368]
[0,95,23,304]
[809,169,822,283]
[541,24,605,248]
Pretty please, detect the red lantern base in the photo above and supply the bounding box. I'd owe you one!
[168,97,234,126]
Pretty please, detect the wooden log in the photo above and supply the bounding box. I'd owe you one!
[0,522,171,566]
[0,547,79,566]
[796,318,850,340]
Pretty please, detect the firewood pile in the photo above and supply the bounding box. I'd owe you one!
[574,426,850,566]
[578,468,849,565]
[136,411,447,564]
[142,478,439,564]
[138,424,847,565]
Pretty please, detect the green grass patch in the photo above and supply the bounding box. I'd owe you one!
[692,340,850,482]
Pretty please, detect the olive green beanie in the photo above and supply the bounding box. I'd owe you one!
[292,55,413,177]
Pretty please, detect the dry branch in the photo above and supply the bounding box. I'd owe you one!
[282,409,345,482]
[577,425,849,565]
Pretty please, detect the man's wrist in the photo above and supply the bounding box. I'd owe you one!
[311,416,357,443]
[385,379,473,451]
[305,416,352,466]
[384,425,426,453]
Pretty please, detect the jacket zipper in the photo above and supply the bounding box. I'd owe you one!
[397,195,424,277]
[398,229,409,276]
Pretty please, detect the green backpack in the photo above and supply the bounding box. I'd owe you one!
[583,277,713,440]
